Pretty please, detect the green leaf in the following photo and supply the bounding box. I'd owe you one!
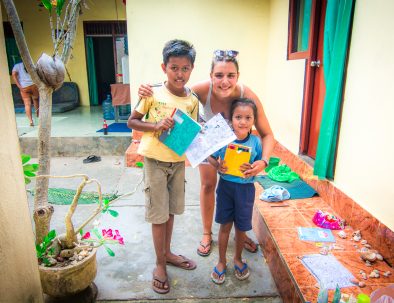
[21,154,31,164]
[56,0,65,16]
[104,198,109,206]
[24,171,36,177]
[108,209,119,217]
[42,257,51,266]
[79,229,83,236]
[24,164,39,172]
[41,0,52,11]
[24,176,31,184]
[104,245,115,257]
[47,230,56,240]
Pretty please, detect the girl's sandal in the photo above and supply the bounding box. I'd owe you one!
[234,260,250,281]
[211,266,226,284]
[197,232,212,257]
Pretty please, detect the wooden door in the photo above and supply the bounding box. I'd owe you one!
[300,0,327,159]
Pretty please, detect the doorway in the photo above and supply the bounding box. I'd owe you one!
[92,37,115,104]
[84,21,127,106]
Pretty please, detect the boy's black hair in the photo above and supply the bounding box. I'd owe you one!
[229,98,258,120]
[162,39,196,65]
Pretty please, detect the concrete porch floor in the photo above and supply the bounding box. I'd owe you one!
[16,106,132,157]
[26,156,282,302]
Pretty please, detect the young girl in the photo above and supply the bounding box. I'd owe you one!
[208,98,263,284]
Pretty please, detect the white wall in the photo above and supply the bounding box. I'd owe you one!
[262,0,306,154]
[126,0,270,106]
[0,7,43,302]
[333,0,394,229]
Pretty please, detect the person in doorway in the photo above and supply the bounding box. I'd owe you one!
[208,98,263,284]
[138,49,275,257]
[12,62,39,126]
[127,39,198,295]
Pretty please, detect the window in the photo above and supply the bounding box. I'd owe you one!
[288,0,313,59]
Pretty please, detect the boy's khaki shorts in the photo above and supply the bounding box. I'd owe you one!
[143,157,185,224]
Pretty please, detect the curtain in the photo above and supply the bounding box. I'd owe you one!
[86,37,99,106]
[5,38,21,74]
[314,0,355,179]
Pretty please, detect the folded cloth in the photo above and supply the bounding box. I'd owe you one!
[268,164,300,182]
[255,175,318,200]
[260,185,290,202]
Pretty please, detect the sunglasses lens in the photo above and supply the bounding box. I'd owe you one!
[227,50,239,58]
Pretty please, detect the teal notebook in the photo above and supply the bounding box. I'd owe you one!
[159,108,201,156]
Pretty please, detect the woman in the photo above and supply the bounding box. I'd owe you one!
[12,62,39,126]
[138,49,275,256]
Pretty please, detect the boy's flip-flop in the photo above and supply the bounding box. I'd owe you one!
[152,274,170,294]
[211,266,226,285]
[166,255,197,270]
[234,261,250,281]
[83,155,101,164]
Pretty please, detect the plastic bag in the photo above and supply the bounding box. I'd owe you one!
[312,210,345,230]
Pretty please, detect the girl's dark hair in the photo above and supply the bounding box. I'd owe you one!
[229,98,258,120]
[211,57,239,73]
[162,39,196,65]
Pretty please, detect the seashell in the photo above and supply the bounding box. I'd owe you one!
[364,244,371,248]
[383,271,391,277]
[36,53,65,90]
[338,230,347,239]
[359,270,365,274]
[361,251,377,262]
[373,269,379,274]
[376,254,383,261]
[365,261,372,267]
[369,271,379,278]
[353,235,362,242]
[358,281,366,288]
[360,247,369,252]
[361,272,368,280]
[361,239,368,245]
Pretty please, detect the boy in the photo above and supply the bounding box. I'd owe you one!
[127,39,198,294]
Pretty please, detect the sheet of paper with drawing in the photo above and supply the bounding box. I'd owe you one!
[159,108,201,156]
[223,143,252,177]
[185,114,236,168]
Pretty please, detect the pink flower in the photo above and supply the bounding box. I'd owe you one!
[82,232,91,239]
[113,230,124,245]
[102,229,113,239]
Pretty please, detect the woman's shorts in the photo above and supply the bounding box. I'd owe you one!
[20,84,39,99]
[215,178,255,231]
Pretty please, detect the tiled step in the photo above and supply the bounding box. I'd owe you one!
[252,142,394,303]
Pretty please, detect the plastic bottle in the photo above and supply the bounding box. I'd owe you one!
[102,94,115,120]
[103,119,108,135]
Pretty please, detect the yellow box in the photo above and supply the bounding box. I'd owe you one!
[223,143,251,177]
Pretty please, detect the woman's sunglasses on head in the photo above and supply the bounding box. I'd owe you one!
[214,50,239,60]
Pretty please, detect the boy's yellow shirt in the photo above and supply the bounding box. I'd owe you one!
[134,83,199,162]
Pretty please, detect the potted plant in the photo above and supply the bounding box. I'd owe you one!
[23,154,142,298]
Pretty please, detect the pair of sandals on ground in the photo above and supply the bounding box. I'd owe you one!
[197,232,257,285]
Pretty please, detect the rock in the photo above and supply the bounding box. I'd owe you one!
[60,249,74,258]
[361,239,368,245]
[361,251,377,262]
[361,272,368,280]
[376,254,383,261]
[338,230,347,239]
[383,271,391,277]
[358,281,366,288]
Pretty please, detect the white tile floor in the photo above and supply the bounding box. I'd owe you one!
[16,106,131,138]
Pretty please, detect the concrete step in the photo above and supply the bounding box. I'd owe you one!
[20,136,131,157]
